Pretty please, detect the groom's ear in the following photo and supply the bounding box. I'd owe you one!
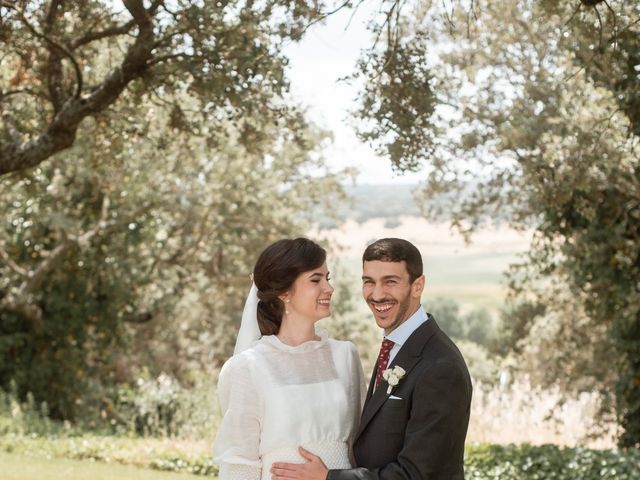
[411,275,425,298]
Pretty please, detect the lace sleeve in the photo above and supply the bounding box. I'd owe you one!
[346,342,366,450]
[213,354,262,480]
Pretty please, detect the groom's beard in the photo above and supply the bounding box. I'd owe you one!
[369,288,412,334]
[387,290,412,334]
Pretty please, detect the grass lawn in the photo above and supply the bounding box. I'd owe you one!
[0,451,210,480]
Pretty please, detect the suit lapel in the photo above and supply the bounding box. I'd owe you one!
[365,358,378,402]
[355,318,439,442]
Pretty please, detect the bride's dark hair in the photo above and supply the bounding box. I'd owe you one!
[253,238,326,336]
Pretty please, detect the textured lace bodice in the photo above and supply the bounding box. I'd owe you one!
[213,330,366,480]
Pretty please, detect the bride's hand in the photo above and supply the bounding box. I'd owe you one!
[270,447,328,480]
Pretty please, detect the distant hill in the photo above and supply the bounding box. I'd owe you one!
[319,183,423,228]
[318,181,505,228]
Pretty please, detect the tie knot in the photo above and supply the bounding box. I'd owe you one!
[382,339,394,350]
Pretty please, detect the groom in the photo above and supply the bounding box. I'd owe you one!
[271,238,472,480]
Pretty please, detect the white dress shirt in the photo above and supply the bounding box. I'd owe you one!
[385,306,429,365]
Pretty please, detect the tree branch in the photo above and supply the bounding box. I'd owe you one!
[17,236,73,298]
[0,0,157,176]
[16,5,84,103]
[297,0,351,38]
[70,196,152,246]
[0,242,29,277]
[0,1,17,12]
[70,0,163,51]
[45,0,62,27]
[0,88,44,101]
[71,19,137,49]
[1,110,21,143]
[123,311,153,324]
[123,0,150,23]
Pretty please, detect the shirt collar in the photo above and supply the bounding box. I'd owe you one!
[385,306,429,347]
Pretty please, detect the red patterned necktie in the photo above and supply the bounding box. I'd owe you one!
[375,339,395,387]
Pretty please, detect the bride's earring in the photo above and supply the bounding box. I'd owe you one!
[285,298,290,315]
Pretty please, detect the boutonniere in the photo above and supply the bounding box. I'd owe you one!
[382,366,406,394]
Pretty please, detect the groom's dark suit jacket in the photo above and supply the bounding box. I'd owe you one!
[329,316,472,480]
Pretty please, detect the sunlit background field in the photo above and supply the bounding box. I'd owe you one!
[315,216,527,313]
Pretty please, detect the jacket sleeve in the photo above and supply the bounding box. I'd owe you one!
[327,359,471,480]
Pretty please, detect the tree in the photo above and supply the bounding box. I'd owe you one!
[501,278,617,397]
[428,297,498,348]
[428,298,465,339]
[0,75,346,418]
[0,0,328,175]
[351,0,639,446]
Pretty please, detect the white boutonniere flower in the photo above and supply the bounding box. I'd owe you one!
[382,366,406,394]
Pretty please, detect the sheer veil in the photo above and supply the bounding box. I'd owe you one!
[233,283,262,355]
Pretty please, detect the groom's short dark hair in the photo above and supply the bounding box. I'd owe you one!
[363,238,423,283]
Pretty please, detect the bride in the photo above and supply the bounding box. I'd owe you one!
[214,238,366,480]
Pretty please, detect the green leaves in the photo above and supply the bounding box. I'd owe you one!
[465,444,640,480]
[354,30,438,172]
[0,0,331,175]
[349,0,640,445]
[0,46,345,421]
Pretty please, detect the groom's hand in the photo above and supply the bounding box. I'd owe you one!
[270,447,328,480]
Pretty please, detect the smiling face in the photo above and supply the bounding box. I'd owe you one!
[362,260,425,334]
[283,262,334,324]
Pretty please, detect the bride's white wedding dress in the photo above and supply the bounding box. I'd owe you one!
[214,329,366,480]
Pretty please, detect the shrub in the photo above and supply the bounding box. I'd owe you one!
[0,384,64,436]
[115,374,182,437]
[465,444,640,480]
[112,371,219,438]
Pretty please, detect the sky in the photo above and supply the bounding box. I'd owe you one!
[283,5,426,186]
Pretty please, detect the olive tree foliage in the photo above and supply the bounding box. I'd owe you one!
[0,70,346,418]
[348,0,439,172]
[503,278,617,397]
[0,0,332,176]
[0,0,356,419]
[356,0,639,445]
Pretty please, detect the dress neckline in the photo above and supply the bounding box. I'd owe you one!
[260,327,329,353]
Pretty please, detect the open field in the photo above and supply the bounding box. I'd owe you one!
[312,217,531,314]
[0,452,206,480]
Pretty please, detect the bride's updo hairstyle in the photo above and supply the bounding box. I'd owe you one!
[253,238,326,336]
